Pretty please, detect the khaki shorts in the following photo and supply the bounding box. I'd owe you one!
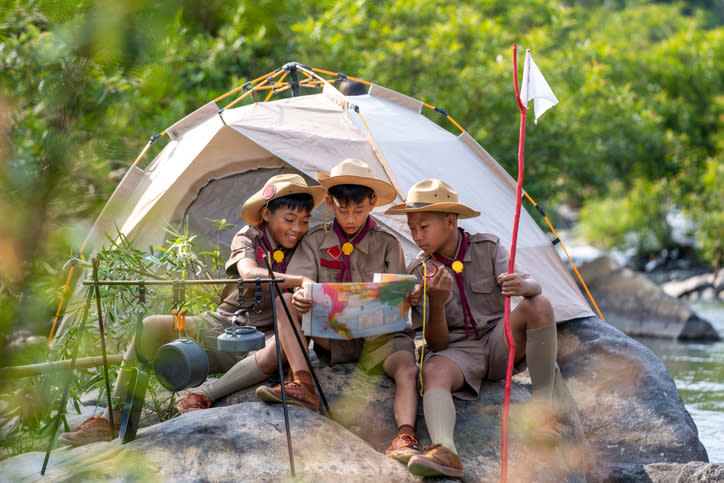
[420,319,527,401]
[314,331,416,373]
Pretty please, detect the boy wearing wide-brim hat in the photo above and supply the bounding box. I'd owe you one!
[256,158,424,463]
[59,174,324,446]
[385,179,559,478]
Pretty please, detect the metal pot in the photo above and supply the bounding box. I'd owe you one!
[153,337,209,391]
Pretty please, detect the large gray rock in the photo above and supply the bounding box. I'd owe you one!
[1,317,710,481]
[4,403,418,482]
[218,349,586,482]
[557,317,710,480]
[576,256,719,340]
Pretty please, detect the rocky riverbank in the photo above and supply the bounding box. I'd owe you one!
[575,256,720,340]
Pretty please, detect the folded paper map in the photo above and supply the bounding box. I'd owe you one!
[301,274,417,340]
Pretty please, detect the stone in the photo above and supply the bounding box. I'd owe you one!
[644,461,724,481]
[557,317,710,480]
[576,256,719,340]
[714,270,724,290]
[2,403,418,482]
[661,273,714,298]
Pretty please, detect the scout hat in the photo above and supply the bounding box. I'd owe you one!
[316,158,397,205]
[241,173,326,225]
[384,179,480,219]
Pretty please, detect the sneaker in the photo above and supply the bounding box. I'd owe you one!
[256,381,320,412]
[407,444,464,478]
[176,392,211,414]
[531,409,561,446]
[58,415,119,447]
[386,433,421,463]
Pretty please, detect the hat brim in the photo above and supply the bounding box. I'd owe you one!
[384,201,480,219]
[317,174,397,206]
[241,184,326,226]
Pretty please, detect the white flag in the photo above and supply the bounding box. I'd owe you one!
[519,51,558,123]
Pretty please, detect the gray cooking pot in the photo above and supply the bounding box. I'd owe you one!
[153,337,209,391]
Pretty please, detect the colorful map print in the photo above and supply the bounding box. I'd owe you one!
[301,278,416,340]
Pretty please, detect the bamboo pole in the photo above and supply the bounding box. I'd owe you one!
[0,354,123,379]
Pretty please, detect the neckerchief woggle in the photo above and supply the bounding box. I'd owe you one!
[431,228,479,337]
[257,221,288,273]
[320,217,377,282]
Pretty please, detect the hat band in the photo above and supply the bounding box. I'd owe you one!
[405,201,442,208]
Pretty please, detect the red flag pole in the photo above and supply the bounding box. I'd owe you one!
[501,44,528,483]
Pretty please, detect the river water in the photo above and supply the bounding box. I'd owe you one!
[634,301,724,462]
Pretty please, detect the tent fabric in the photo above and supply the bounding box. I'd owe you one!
[84,79,593,324]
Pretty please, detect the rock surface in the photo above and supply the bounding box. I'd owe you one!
[557,317,710,480]
[644,461,724,481]
[576,256,719,340]
[1,316,711,481]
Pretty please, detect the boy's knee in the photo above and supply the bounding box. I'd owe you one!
[397,358,419,381]
[520,294,555,327]
[421,359,445,381]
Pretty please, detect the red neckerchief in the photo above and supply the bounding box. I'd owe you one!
[257,221,288,273]
[431,228,479,337]
[320,217,377,282]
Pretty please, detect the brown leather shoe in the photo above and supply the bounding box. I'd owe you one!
[531,408,561,445]
[407,444,464,478]
[386,433,421,463]
[176,392,212,414]
[256,381,320,412]
[58,415,119,446]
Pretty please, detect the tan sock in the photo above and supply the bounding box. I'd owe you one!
[423,388,457,454]
[293,370,315,393]
[526,324,557,404]
[199,355,267,401]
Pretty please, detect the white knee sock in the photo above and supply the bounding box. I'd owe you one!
[198,355,267,401]
[423,387,458,454]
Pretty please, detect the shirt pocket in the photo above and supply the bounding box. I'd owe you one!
[469,276,503,315]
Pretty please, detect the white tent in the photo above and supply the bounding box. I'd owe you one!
[82,69,592,323]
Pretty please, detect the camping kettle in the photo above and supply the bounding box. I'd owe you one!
[153,309,209,392]
[217,309,265,353]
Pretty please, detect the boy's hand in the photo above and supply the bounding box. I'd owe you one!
[405,284,422,307]
[427,266,453,305]
[498,272,524,297]
[291,287,313,314]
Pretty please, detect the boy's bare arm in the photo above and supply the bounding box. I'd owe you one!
[236,258,310,289]
[498,272,542,298]
[424,268,453,352]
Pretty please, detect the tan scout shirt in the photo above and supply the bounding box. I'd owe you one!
[286,221,406,283]
[409,232,528,338]
[216,224,295,332]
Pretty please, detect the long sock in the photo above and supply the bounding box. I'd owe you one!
[199,355,267,401]
[526,324,557,404]
[423,388,457,454]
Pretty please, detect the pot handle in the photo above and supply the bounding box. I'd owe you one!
[173,308,188,337]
